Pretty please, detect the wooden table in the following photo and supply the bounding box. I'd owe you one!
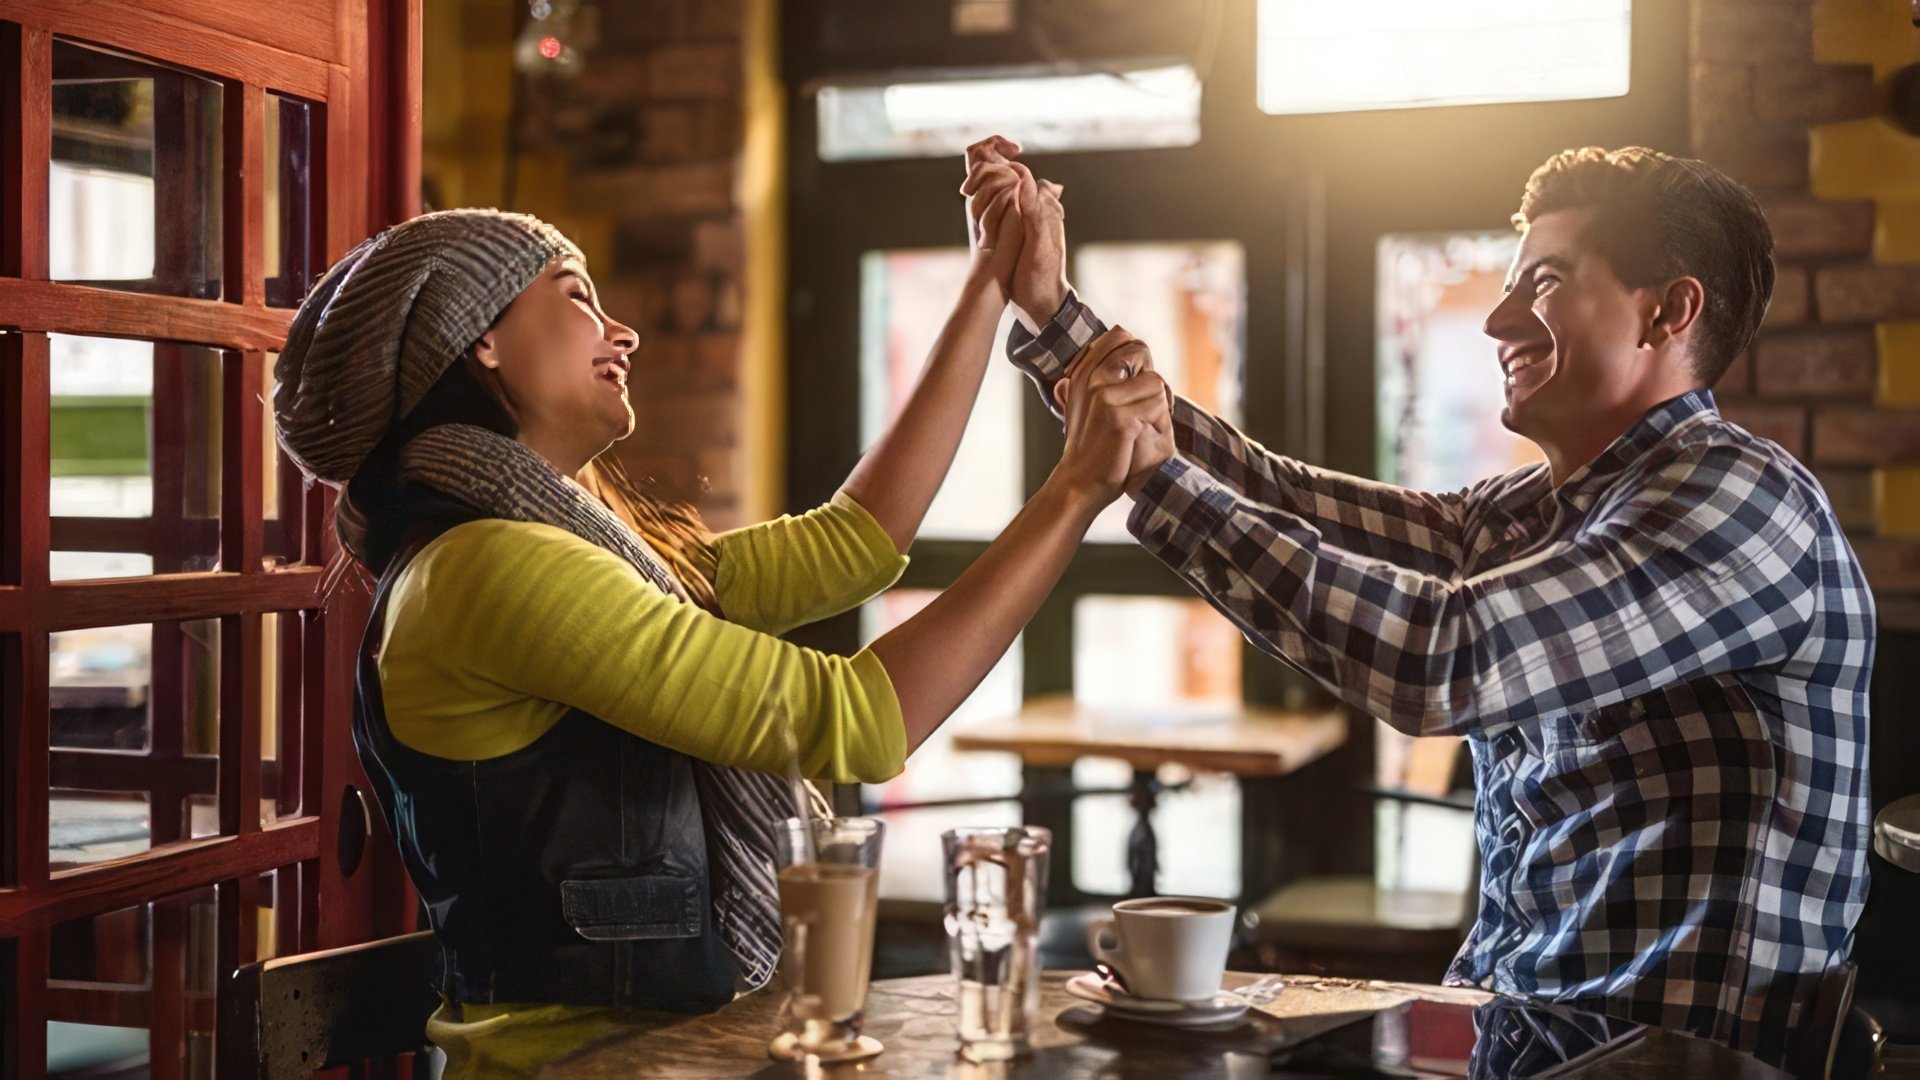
[950,696,1349,902]
[541,971,1815,1079]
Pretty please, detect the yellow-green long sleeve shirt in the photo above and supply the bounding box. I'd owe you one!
[376,491,909,784]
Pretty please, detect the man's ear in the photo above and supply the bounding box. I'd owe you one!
[1643,276,1705,350]
[472,329,500,370]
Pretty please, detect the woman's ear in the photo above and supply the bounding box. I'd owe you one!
[472,330,501,370]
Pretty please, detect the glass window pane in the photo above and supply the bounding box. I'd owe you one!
[51,39,222,298]
[819,64,1201,162]
[262,351,308,568]
[50,619,222,871]
[861,589,1023,902]
[1068,759,1241,899]
[260,611,304,825]
[50,336,223,578]
[1072,595,1242,711]
[1073,241,1245,541]
[50,901,149,985]
[46,886,216,1079]
[1377,232,1545,491]
[47,791,151,868]
[264,94,318,308]
[860,250,1024,540]
[1068,595,1242,897]
[1257,0,1631,116]
[861,589,1022,804]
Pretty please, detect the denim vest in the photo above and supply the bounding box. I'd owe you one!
[352,516,738,1009]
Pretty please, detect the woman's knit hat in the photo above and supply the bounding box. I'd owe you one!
[272,208,582,487]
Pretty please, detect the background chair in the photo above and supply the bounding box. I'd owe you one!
[1238,735,1476,982]
[219,930,439,1080]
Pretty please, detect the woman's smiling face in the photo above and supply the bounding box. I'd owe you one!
[473,259,640,462]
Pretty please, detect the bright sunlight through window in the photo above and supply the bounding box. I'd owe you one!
[1256,0,1631,116]
[818,64,1201,161]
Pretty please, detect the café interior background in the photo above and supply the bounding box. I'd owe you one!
[407,0,1920,905]
[24,0,1920,1073]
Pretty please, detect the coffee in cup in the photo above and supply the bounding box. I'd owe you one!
[1086,896,1235,1002]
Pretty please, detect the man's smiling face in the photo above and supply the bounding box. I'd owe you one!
[1481,207,1656,444]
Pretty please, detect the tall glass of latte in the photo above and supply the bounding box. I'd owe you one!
[769,816,885,1063]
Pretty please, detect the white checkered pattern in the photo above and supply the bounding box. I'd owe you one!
[1009,294,1875,1066]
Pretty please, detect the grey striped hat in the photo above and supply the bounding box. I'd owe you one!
[272,208,582,486]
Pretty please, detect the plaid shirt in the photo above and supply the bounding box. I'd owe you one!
[1009,294,1874,1064]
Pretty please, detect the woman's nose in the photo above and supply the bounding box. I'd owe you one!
[606,317,639,355]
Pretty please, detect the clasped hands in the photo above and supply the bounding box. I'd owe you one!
[961,135,1174,511]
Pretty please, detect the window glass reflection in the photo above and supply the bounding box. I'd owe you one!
[50,335,223,578]
[1257,0,1631,116]
[819,64,1201,162]
[1376,231,1544,492]
[51,39,222,298]
[860,249,1024,540]
[264,94,319,308]
[50,619,222,871]
[1074,241,1244,541]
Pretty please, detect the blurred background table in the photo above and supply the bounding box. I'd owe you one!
[951,695,1348,903]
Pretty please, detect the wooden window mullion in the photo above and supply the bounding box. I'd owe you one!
[213,68,270,976]
[4,332,52,890]
[224,83,265,310]
[147,619,187,846]
[1,933,49,1080]
[0,22,49,284]
[147,892,185,1080]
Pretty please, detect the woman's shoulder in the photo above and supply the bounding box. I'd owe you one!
[406,518,632,580]
[387,519,642,628]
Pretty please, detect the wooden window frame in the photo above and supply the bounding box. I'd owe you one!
[1,1,423,1076]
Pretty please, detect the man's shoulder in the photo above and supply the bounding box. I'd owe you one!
[1645,412,1816,507]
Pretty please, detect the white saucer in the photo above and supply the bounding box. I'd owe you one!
[1064,971,1250,1028]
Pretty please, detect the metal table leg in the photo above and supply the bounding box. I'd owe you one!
[1126,769,1159,898]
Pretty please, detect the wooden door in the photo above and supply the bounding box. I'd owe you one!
[1,1,422,1076]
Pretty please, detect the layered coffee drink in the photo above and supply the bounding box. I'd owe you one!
[777,862,880,1022]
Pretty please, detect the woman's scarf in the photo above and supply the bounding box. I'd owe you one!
[387,422,826,990]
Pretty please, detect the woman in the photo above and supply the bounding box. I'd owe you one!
[271,152,1169,1074]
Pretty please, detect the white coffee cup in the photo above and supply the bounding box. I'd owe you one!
[1085,896,1236,1002]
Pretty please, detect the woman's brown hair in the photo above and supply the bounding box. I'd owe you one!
[576,453,723,615]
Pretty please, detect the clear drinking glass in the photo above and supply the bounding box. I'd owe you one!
[770,816,885,1063]
[943,826,1052,1062]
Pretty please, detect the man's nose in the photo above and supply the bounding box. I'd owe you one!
[1482,288,1536,342]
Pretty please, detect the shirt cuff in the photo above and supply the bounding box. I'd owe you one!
[1126,455,1232,568]
[1005,290,1108,421]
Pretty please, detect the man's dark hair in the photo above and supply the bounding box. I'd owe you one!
[1513,146,1775,387]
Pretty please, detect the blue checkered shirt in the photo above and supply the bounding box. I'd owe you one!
[1009,294,1874,1064]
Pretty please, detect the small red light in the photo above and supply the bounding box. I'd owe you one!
[538,35,562,60]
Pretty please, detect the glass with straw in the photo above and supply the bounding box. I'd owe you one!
[943,826,1052,1062]
[769,811,886,1063]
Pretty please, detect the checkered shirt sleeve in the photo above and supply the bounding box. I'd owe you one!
[1125,440,1822,738]
[1008,292,1477,578]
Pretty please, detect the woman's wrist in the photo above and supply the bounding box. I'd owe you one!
[1036,469,1115,527]
[963,262,1011,307]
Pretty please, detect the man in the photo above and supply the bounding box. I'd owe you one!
[971,139,1874,1064]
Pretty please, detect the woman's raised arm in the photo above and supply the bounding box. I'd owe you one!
[837,142,1031,553]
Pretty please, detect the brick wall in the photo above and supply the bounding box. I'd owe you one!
[425,0,755,529]
[1689,0,1920,629]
